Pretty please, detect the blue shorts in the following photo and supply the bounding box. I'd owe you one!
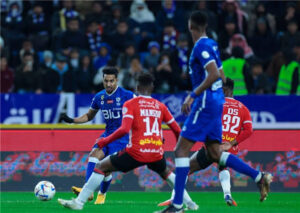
[181,95,223,143]
[93,133,128,157]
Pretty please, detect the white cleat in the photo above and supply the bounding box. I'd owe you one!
[58,198,83,210]
[185,201,199,210]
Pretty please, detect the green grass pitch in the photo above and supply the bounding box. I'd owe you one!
[1,192,300,213]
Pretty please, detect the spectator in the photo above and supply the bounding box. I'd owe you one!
[46,54,75,93]
[280,19,300,51]
[0,55,14,93]
[219,0,248,35]
[38,50,54,93]
[85,1,107,29]
[276,49,300,95]
[117,43,136,69]
[51,0,79,32]
[277,2,300,33]
[248,2,276,37]
[14,52,39,93]
[156,0,187,33]
[223,46,249,95]
[26,2,50,50]
[93,43,111,70]
[249,17,277,64]
[171,34,191,91]
[3,1,25,52]
[58,18,87,55]
[129,0,156,51]
[155,51,179,93]
[85,19,103,57]
[105,4,123,33]
[109,19,134,54]
[247,60,272,94]
[218,16,238,53]
[69,48,80,72]
[121,56,146,91]
[144,41,160,73]
[19,39,37,62]
[76,55,95,93]
[226,34,255,62]
[161,21,177,51]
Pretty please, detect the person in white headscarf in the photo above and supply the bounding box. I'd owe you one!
[130,0,155,23]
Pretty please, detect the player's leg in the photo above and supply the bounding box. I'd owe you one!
[218,166,237,206]
[72,147,105,199]
[189,146,213,175]
[58,151,142,210]
[149,157,198,211]
[95,143,127,204]
[206,141,272,202]
[58,155,117,210]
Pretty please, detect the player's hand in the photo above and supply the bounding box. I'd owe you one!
[182,95,194,115]
[220,142,232,151]
[61,113,74,123]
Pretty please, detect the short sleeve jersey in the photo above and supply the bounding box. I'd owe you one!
[90,87,134,136]
[189,37,224,103]
[222,97,252,154]
[122,96,175,163]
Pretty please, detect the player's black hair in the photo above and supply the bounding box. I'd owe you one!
[189,11,207,29]
[102,66,118,78]
[223,77,234,91]
[137,73,154,88]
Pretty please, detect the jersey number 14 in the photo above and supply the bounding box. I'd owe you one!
[143,117,160,136]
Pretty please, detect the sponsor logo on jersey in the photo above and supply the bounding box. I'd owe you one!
[139,138,163,146]
[101,95,104,100]
[107,100,114,104]
[222,134,235,142]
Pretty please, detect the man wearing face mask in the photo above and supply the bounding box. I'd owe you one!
[37,50,53,92]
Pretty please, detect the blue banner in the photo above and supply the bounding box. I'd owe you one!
[1,93,300,128]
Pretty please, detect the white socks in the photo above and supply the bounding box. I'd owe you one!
[76,172,104,204]
[88,157,100,164]
[219,170,231,197]
[166,172,193,204]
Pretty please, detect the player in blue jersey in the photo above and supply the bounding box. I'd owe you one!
[61,66,134,204]
[158,11,272,213]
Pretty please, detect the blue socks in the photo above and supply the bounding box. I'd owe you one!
[220,152,260,181]
[100,174,112,194]
[173,158,190,207]
[85,157,99,182]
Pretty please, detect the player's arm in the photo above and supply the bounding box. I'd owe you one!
[219,68,226,83]
[96,102,133,148]
[163,105,181,140]
[61,109,97,124]
[182,61,220,114]
[234,106,253,145]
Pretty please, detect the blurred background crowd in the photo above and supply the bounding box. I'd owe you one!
[1,0,300,95]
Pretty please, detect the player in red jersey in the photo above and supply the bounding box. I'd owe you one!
[158,78,254,208]
[58,73,198,210]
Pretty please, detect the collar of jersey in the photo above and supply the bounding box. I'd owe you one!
[196,36,208,44]
[139,95,152,98]
[106,86,119,96]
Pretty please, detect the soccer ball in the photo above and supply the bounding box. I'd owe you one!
[34,181,56,201]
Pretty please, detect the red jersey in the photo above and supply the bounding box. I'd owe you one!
[122,96,176,162]
[222,97,252,154]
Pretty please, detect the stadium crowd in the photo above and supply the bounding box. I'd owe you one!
[1,0,300,95]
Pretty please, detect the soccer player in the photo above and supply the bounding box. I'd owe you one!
[158,78,254,207]
[158,11,272,213]
[58,73,198,210]
[61,66,134,204]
